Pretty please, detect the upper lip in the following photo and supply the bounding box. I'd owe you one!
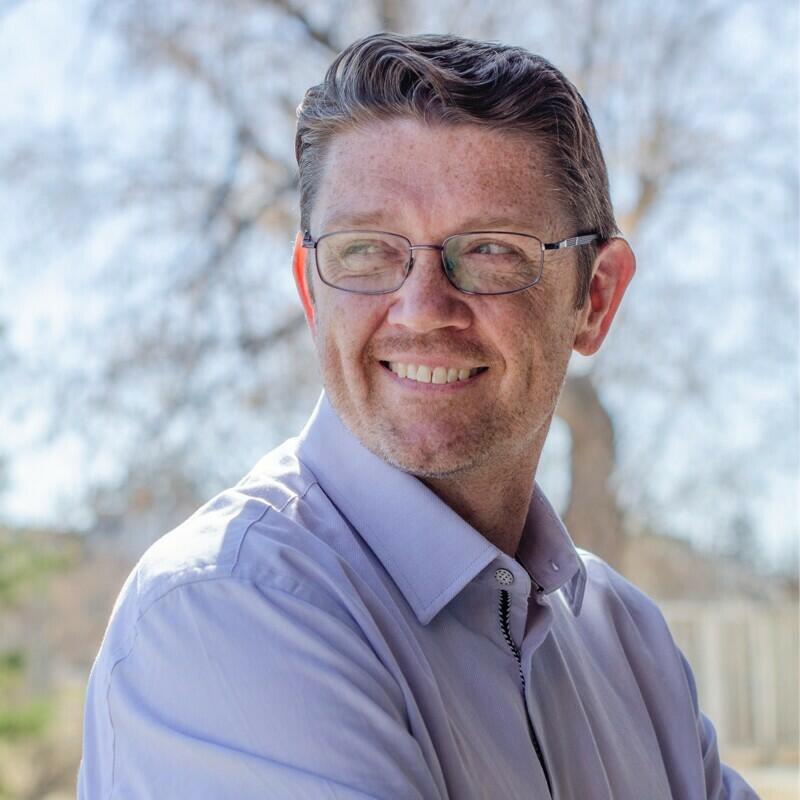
[378,356,488,369]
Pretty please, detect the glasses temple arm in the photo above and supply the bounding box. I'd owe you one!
[543,234,600,251]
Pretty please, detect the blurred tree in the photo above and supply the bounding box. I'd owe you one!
[0,531,75,799]
[0,318,11,506]
[0,0,796,570]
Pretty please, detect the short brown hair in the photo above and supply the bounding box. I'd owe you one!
[295,33,619,308]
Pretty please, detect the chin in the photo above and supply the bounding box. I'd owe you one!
[366,423,493,479]
[328,384,503,475]
[381,448,470,479]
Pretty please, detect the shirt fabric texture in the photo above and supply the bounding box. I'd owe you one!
[78,392,759,799]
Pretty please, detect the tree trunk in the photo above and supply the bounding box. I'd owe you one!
[556,374,627,569]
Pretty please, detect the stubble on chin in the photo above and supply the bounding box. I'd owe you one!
[356,403,510,479]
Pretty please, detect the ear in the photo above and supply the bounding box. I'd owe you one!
[573,237,636,356]
[292,231,316,336]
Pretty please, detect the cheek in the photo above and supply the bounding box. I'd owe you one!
[493,290,574,383]
[315,293,384,366]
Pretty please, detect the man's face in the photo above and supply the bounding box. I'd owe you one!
[306,118,585,479]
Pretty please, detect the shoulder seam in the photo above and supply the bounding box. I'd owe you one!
[230,500,273,576]
[230,479,320,574]
[277,479,320,513]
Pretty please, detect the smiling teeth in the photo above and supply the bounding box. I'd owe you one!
[387,362,482,384]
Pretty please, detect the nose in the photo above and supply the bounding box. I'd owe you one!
[385,248,472,333]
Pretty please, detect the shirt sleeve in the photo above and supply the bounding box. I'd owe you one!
[77,575,442,800]
[675,647,761,800]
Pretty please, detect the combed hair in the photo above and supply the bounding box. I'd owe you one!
[295,33,619,308]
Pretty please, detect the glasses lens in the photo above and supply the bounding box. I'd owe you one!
[316,231,409,293]
[443,233,543,294]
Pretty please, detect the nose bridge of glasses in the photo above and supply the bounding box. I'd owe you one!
[408,243,445,258]
[406,243,450,280]
[408,244,444,251]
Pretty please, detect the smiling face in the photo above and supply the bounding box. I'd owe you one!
[305,117,586,480]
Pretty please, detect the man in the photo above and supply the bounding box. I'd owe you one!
[78,33,758,799]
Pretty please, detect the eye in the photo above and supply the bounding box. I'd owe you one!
[343,240,387,256]
[470,241,515,256]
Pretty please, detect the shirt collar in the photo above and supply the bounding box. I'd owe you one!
[296,392,585,624]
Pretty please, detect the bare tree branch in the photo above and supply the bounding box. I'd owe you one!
[256,0,338,51]
[238,310,306,354]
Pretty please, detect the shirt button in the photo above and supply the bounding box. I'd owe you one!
[494,568,515,586]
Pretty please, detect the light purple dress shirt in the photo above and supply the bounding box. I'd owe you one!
[78,392,759,799]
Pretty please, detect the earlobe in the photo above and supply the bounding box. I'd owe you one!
[292,231,316,334]
[573,238,636,356]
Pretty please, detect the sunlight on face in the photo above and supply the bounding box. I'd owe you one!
[308,118,582,480]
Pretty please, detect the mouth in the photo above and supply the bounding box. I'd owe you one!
[379,360,489,385]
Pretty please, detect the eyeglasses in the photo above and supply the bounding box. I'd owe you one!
[302,229,599,296]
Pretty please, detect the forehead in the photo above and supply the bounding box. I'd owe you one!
[311,118,566,236]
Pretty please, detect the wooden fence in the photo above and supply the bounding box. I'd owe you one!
[660,599,799,765]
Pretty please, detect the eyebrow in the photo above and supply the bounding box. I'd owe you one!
[317,211,534,235]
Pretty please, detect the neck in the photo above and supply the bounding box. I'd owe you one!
[421,428,547,557]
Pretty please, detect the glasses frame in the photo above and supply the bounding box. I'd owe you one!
[301,229,600,296]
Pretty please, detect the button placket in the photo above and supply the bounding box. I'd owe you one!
[494,562,552,797]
